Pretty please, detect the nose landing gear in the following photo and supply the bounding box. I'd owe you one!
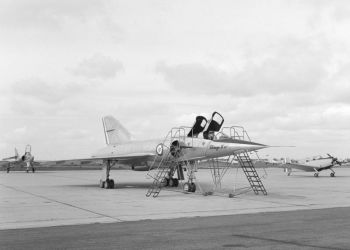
[183,182,196,193]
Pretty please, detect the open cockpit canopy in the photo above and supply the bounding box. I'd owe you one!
[203,112,224,140]
[187,116,208,138]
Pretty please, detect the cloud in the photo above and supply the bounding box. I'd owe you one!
[0,0,108,30]
[12,78,84,104]
[70,54,123,79]
[13,126,27,135]
[0,0,124,42]
[10,78,87,116]
[156,38,330,97]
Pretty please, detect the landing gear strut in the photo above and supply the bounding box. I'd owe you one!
[99,160,116,189]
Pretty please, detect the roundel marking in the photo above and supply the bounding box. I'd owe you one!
[156,143,163,156]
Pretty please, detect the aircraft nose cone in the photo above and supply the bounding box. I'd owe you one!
[217,138,268,151]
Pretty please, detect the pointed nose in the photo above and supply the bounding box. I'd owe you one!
[223,139,268,152]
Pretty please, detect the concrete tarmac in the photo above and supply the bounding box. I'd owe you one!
[1,167,350,248]
[1,207,350,249]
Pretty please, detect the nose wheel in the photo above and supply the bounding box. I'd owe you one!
[99,179,115,189]
[183,182,196,193]
[330,172,335,177]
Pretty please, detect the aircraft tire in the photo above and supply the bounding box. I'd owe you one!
[109,179,115,189]
[168,178,174,187]
[104,179,112,189]
[32,168,35,173]
[314,173,319,177]
[183,182,190,192]
[99,180,105,188]
[189,183,196,193]
[173,178,179,187]
[160,178,169,187]
[26,169,29,173]
[330,173,335,177]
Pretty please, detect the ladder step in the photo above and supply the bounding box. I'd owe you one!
[237,153,267,196]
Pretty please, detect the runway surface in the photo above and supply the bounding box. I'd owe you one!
[1,207,350,249]
[1,167,350,248]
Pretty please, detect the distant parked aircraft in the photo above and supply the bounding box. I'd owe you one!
[1,145,36,173]
[283,154,342,177]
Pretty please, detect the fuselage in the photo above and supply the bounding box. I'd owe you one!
[92,136,267,169]
[287,158,334,172]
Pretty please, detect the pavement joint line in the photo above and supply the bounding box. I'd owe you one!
[231,234,343,250]
[0,183,124,222]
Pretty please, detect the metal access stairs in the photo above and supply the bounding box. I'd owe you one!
[146,155,178,197]
[146,127,188,197]
[236,151,267,195]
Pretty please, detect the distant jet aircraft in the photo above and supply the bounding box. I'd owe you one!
[283,154,342,177]
[77,112,269,190]
[1,145,36,173]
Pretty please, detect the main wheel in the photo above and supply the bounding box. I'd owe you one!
[109,179,115,189]
[173,178,179,187]
[330,173,335,177]
[105,179,114,189]
[99,180,105,188]
[189,183,196,193]
[314,173,319,177]
[32,168,35,173]
[160,178,169,187]
[183,182,190,192]
[168,178,174,187]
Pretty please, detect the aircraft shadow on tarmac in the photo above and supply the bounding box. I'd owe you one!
[69,182,151,189]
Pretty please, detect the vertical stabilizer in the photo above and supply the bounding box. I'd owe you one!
[14,148,19,160]
[102,116,131,145]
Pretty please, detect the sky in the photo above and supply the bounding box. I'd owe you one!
[0,0,350,160]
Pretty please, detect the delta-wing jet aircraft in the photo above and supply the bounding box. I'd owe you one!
[1,145,37,173]
[84,112,268,190]
[283,154,342,177]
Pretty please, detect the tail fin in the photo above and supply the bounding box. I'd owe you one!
[102,116,131,145]
[15,148,19,160]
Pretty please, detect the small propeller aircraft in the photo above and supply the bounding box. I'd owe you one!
[1,145,36,173]
[283,154,342,177]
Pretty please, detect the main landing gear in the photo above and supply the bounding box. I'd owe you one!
[161,177,179,187]
[99,160,116,189]
[100,179,115,189]
[183,182,196,193]
[313,169,336,177]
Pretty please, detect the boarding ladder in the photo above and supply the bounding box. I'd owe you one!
[219,126,267,195]
[145,156,178,197]
[146,127,190,197]
[236,151,267,195]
